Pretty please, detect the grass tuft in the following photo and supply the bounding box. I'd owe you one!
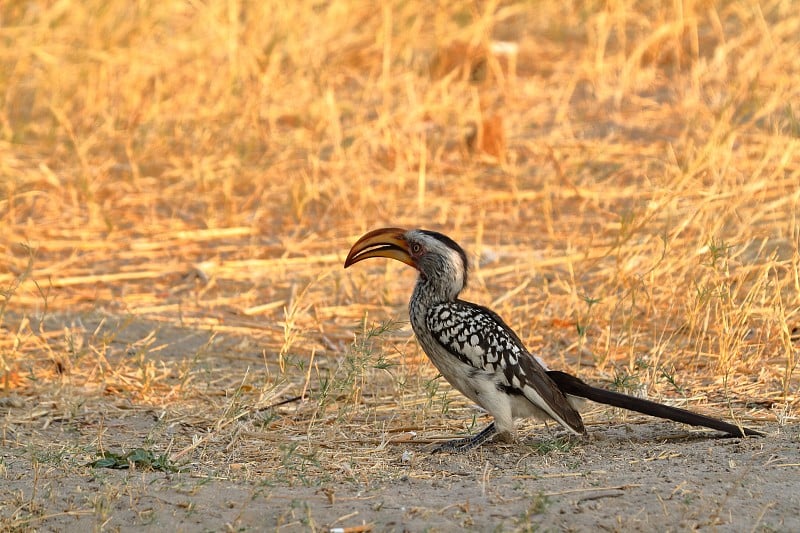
[88,448,184,473]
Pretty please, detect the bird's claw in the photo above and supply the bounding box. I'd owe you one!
[430,422,498,453]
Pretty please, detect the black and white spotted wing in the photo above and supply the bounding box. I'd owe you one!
[425,300,585,433]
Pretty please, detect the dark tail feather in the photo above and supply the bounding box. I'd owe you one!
[546,370,763,437]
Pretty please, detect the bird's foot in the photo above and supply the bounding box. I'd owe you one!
[431,422,508,453]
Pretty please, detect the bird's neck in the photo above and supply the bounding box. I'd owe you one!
[412,275,461,305]
[410,276,459,311]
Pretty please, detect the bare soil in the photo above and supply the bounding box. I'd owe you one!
[2,314,794,532]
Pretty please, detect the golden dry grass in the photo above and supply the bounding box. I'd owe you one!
[1,0,799,527]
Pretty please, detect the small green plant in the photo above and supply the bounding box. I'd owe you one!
[704,237,733,270]
[611,371,640,394]
[576,294,601,338]
[529,435,576,455]
[423,374,441,409]
[315,317,401,416]
[659,364,684,393]
[439,389,456,416]
[0,244,35,325]
[88,448,184,472]
[513,490,551,530]
[344,318,399,377]
[421,373,458,416]
[528,491,551,515]
[276,443,324,487]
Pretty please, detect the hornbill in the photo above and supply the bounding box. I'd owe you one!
[344,227,763,452]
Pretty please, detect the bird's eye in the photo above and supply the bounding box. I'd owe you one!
[410,242,422,254]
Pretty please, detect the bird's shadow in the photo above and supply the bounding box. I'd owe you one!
[423,426,751,457]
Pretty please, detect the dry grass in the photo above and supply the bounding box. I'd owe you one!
[1,0,799,528]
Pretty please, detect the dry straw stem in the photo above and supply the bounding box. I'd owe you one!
[0,0,799,518]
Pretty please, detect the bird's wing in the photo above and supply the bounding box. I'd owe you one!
[425,301,585,434]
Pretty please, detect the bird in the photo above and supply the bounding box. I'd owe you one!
[344,227,763,452]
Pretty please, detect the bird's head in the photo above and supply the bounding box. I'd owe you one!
[344,227,468,301]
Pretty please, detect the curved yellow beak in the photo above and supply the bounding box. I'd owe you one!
[344,227,417,269]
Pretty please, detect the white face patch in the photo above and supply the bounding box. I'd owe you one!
[405,230,468,301]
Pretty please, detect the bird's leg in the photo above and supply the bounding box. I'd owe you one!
[432,422,501,453]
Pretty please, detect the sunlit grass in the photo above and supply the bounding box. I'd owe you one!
[1,2,798,522]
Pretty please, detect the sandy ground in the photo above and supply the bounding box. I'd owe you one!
[2,420,798,532]
[2,315,795,532]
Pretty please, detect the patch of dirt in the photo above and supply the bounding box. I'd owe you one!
[2,423,798,531]
[1,314,795,532]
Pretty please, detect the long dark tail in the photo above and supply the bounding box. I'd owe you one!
[546,370,763,437]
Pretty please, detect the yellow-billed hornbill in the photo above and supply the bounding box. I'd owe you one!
[344,227,762,452]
